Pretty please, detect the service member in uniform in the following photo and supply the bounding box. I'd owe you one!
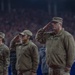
[0,32,10,75]
[10,35,20,75]
[16,30,39,75]
[36,17,75,75]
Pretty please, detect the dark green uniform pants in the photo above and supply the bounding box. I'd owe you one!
[49,68,70,75]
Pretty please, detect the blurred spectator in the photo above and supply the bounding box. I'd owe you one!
[39,45,49,75]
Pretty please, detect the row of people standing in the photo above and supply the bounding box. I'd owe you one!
[0,17,75,75]
[10,37,48,75]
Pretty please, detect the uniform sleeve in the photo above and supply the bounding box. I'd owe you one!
[35,28,47,44]
[9,35,20,50]
[31,45,39,73]
[9,39,16,50]
[3,46,10,71]
[64,35,75,68]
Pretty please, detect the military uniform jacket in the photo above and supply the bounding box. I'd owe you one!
[0,43,10,72]
[36,28,75,68]
[16,40,39,73]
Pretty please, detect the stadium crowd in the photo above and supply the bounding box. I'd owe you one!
[0,9,75,46]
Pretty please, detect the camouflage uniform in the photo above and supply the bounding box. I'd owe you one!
[0,32,10,75]
[36,17,75,75]
[10,35,21,75]
[16,30,39,75]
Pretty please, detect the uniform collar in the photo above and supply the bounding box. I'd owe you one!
[54,28,64,37]
[22,40,30,46]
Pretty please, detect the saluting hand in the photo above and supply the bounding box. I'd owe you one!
[43,22,51,31]
[65,67,71,72]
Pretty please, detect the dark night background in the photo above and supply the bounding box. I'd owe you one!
[0,0,75,12]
